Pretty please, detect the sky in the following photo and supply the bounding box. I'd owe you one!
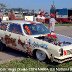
[0,0,72,11]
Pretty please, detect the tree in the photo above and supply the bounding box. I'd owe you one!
[0,3,6,10]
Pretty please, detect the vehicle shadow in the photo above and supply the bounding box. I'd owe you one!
[2,47,60,67]
[2,47,29,58]
[45,60,59,68]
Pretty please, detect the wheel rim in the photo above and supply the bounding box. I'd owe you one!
[36,50,46,61]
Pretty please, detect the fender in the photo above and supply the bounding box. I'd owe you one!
[33,47,50,59]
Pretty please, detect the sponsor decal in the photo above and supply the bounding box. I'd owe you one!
[28,39,48,49]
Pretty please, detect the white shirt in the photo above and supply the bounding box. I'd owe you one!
[49,18,56,25]
[37,15,45,19]
[49,18,56,32]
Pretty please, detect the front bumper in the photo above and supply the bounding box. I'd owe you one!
[54,57,72,63]
[54,55,72,63]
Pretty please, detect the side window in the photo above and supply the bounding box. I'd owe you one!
[23,24,32,35]
[8,23,23,35]
[0,23,7,31]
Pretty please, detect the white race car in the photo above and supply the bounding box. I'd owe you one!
[0,20,72,63]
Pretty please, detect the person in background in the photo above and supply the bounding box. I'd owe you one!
[49,13,56,32]
[37,10,45,23]
[0,10,3,22]
[69,15,72,22]
[8,10,15,20]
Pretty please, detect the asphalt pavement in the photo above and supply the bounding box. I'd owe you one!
[55,26,72,37]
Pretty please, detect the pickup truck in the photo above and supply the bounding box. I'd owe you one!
[0,20,72,63]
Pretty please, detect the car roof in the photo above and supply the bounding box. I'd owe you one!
[2,20,41,25]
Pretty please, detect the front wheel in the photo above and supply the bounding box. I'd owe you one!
[36,50,47,61]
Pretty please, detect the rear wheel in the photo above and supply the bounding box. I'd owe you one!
[35,50,47,61]
[0,41,6,51]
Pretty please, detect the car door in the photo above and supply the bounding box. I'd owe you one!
[0,23,8,43]
[5,23,25,51]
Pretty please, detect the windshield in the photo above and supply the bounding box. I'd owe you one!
[23,23,50,35]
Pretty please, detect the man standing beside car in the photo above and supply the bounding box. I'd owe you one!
[49,13,56,32]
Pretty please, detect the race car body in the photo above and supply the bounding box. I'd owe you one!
[0,20,72,63]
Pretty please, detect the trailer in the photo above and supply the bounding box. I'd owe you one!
[55,9,72,23]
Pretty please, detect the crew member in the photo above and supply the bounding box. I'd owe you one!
[37,10,45,23]
[49,13,56,32]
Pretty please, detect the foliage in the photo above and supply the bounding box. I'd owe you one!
[0,3,6,9]
[0,58,72,72]
[0,58,47,68]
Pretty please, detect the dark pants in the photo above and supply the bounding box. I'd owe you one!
[0,18,2,22]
